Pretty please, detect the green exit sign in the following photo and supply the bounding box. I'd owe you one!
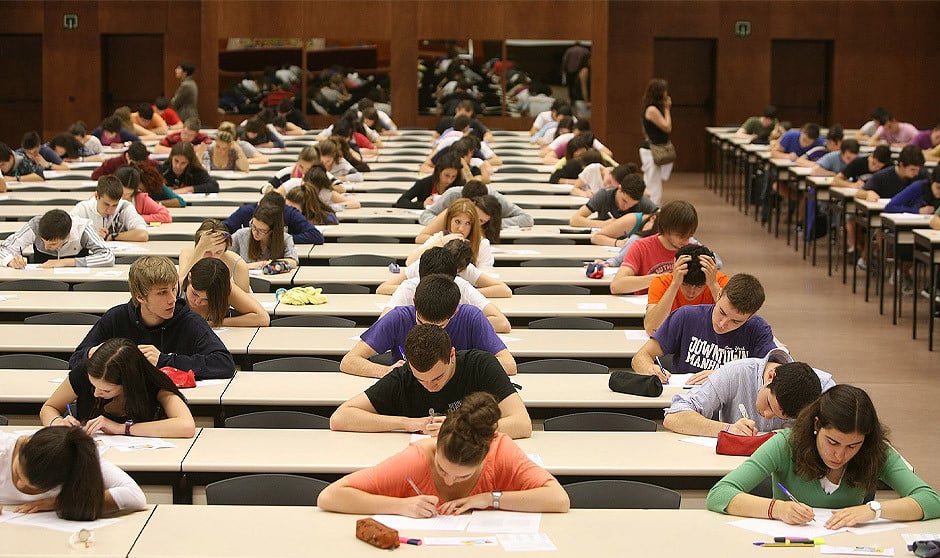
[735,20,751,38]
[64,14,79,30]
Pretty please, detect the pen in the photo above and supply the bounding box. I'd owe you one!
[66,403,75,418]
[398,345,406,360]
[738,403,750,421]
[399,537,422,546]
[753,542,815,547]
[776,482,815,523]
[773,537,823,545]
[406,477,422,496]
[427,408,436,429]
[654,356,668,382]
[511,382,522,391]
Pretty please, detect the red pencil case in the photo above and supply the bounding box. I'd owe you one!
[716,430,775,456]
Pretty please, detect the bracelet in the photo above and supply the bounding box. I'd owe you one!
[767,499,777,519]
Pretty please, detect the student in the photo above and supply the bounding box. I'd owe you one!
[663,348,833,437]
[71,175,149,242]
[317,137,363,183]
[276,98,309,130]
[340,275,517,378]
[644,243,727,335]
[69,121,105,158]
[529,99,570,137]
[183,257,270,328]
[811,139,860,177]
[18,131,68,171]
[0,426,146,520]
[229,201,298,270]
[224,190,325,245]
[0,141,45,182]
[285,180,338,226]
[154,118,212,154]
[436,99,493,143]
[868,115,919,147]
[412,198,494,268]
[114,166,172,224]
[571,161,633,199]
[794,125,843,168]
[639,78,673,204]
[69,256,236,380]
[131,103,168,135]
[207,129,249,171]
[419,180,533,228]
[633,273,776,384]
[884,166,940,215]
[159,141,219,194]
[42,338,196,438]
[332,326,529,438]
[855,145,927,202]
[179,219,250,293]
[242,116,284,149]
[771,123,826,162]
[394,152,464,209]
[0,209,114,268]
[171,62,199,122]
[550,143,605,185]
[387,248,510,333]
[910,124,940,161]
[832,145,892,190]
[92,141,155,180]
[610,200,697,295]
[734,105,784,143]
[113,106,156,139]
[217,121,268,165]
[90,115,140,147]
[265,145,320,193]
[706,385,940,526]
[569,172,657,229]
[378,238,511,299]
[153,96,183,130]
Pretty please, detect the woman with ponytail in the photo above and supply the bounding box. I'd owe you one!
[318,391,569,517]
[0,426,146,520]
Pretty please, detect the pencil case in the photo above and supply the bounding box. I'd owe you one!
[160,366,196,389]
[356,518,400,550]
[716,430,775,456]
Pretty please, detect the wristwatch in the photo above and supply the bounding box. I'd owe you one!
[491,490,503,510]
[867,500,882,520]
[124,420,134,436]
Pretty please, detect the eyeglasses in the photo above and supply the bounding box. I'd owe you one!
[250,222,271,236]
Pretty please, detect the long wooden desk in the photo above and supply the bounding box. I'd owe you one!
[318,222,592,243]
[301,242,618,264]
[0,291,279,317]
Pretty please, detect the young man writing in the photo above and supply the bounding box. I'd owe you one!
[154,118,211,154]
[331,324,531,439]
[811,138,860,177]
[644,243,727,335]
[0,209,114,268]
[662,348,834,437]
[71,175,149,242]
[0,141,45,182]
[340,274,517,378]
[69,256,235,380]
[569,172,657,230]
[855,145,927,202]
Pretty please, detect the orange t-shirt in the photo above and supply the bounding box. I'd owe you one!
[346,433,556,502]
[647,271,730,311]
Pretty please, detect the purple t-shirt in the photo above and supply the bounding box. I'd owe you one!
[651,304,776,374]
[778,129,825,157]
[910,129,936,151]
[360,305,506,358]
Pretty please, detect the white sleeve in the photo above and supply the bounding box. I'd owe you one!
[0,223,37,267]
[459,263,483,285]
[404,260,420,279]
[593,138,608,152]
[457,278,489,310]
[388,280,418,308]
[121,202,148,231]
[476,238,494,268]
[548,133,569,153]
[282,233,298,261]
[100,459,146,511]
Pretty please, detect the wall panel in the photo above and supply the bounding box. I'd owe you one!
[42,1,100,138]
[503,1,595,39]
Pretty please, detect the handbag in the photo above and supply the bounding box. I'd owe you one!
[716,430,775,456]
[160,366,196,389]
[644,130,677,165]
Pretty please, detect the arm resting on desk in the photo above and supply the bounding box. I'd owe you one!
[496,393,531,439]
[330,393,430,434]
[340,341,401,379]
[494,348,517,376]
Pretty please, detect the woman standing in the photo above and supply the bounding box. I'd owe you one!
[639,78,673,205]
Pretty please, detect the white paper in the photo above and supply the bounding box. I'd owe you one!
[212,327,228,333]
[93,271,122,277]
[43,171,66,179]
[623,330,650,341]
[603,266,618,276]
[0,510,120,533]
[422,536,498,546]
[410,433,431,443]
[679,436,718,449]
[371,514,471,532]
[667,374,696,387]
[195,379,229,386]
[261,301,276,311]
[496,335,521,343]
[820,546,894,556]
[619,295,648,305]
[95,435,175,452]
[498,533,557,552]
[901,534,940,545]
[248,269,263,276]
[729,509,903,539]
[466,511,541,534]
[24,264,44,271]
[526,453,544,467]
[52,267,90,275]
[576,302,608,310]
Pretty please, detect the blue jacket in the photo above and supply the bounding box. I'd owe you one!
[223,203,324,245]
[883,179,936,214]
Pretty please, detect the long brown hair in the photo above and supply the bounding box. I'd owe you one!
[287,170,335,225]
[642,78,668,109]
[250,202,286,261]
[184,257,232,327]
[443,199,483,264]
[20,427,105,520]
[437,392,499,466]
[130,160,168,197]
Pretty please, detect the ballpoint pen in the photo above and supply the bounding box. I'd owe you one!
[738,403,750,421]
[777,482,815,523]
[654,355,668,382]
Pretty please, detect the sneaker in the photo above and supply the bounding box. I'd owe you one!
[901,275,914,296]
[856,257,867,271]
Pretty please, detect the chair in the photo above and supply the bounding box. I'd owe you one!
[150,233,194,241]
[72,280,130,292]
[329,254,396,266]
[356,216,418,225]
[313,283,370,294]
[512,237,575,245]
[0,354,70,370]
[224,410,330,429]
[516,359,608,375]
[513,284,590,295]
[114,255,141,265]
[528,317,614,330]
[252,356,341,372]
[24,312,100,325]
[564,480,680,509]
[519,258,583,267]
[0,415,7,426]
[543,412,657,432]
[337,235,400,244]
[270,315,356,328]
[534,217,571,225]
[205,474,329,506]
[250,276,272,293]
[0,279,70,291]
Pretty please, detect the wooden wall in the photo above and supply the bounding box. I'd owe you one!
[3,0,938,172]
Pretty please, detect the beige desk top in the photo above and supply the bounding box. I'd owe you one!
[302,242,617,262]
[0,265,131,283]
[246,326,647,358]
[334,206,574,223]
[291,265,616,287]
[221,372,678,410]
[354,191,585,208]
[318,222,591,242]
[0,324,257,355]
[0,290,128,313]
[125,506,940,558]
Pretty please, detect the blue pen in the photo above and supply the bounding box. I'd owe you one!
[66,403,74,418]
[398,345,406,360]
[777,482,815,523]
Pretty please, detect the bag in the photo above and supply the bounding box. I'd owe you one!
[648,141,677,166]
[910,540,940,558]
[160,366,196,389]
[716,430,775,456]
[262,259,294,275]
[608,370,664,397]
[355,518,399,550]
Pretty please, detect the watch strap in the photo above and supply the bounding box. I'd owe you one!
[124,420,134,436]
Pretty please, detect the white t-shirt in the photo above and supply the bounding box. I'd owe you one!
[405,260,483,285]
[387,276,489,310]
[548,132,608,156]
[532,110,553,130]
[577,163,606,195]
[416,232,494,269]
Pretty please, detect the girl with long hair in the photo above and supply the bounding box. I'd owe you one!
[183,257,270,327]
[229,202,298,269]
[178,219,250,292]
[410,198,494,268]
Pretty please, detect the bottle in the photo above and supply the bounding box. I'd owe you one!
[201,147,211,170]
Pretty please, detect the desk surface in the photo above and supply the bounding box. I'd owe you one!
[291,265,616,287]
[318,222,591,242]
[302,242,617,262]
[0,290,278,316]
[0,324,257,355]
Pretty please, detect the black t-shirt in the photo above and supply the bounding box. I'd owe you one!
[840,155,874,183]
[435,116,488,141]
[863,166,928,199]
[585,188,658,220]
[550,160,582,184]
[68,364,163,423]
[365,349,516,418]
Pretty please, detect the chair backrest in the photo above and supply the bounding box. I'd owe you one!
[270,315,356,328]
[512,237,575,245]
[114,255,141,265]
[528,317,614,330]
[72,280,130,292]
[0,279,70,291]
[336,235,400,244]
[516,359,608,374]
[543,412,657,432]
[224,410,330,429]
[533,217,570,225]
[513,284,591,295]
[329,254,396,266]
[151,233,194,241]
[250,276,272,293]
[252,356,341,372]
[0,415,7,426]
[519,258,583,267]
[313,283,370,294]
[205,474,329,506]
[24,312,101,325]
[0,353,70,370]
[564,480,680,509]
[356,216,417,224]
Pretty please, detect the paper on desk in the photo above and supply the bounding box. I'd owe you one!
[492,249,540,255]
[577,302,608,310]
[372,514,471,532]
[105,241,145,252]
[498,533,557,552]
[422,536,498,546]
[467,511,541,533]
[679,436,718,449]
[667,374,696,387]
[497,335,521,343]
[196,379,229,387]
[93,271,122,277]
[0,510,120,533]
[53,267,90,275]
[820,546,894,556]
[48,377,65,383]
[603,266,618,276]
[24,264,44,271]
[526,453,544,467]
[902,534,940,545]
[410,433,431,443]
[619,295,647,305]
[96,435,175,452]
[212,327,228,333]
[623,330,650,341]
[729,509,904,539]
[43,171,66,179]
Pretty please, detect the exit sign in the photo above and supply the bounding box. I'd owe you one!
[64,14,78,30]
[735,20,751,38]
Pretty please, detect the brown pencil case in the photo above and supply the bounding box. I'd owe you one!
[356,517,400,550]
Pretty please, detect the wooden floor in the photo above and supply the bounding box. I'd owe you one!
[665,172,940,489]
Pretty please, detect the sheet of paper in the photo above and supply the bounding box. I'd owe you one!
[729,516,842,539]
[811,510,905,535]
[679,436,718,449]
[410,433,431,443]
[526,453,544,467]
[24,264,44,271]
[371,514,471,532]
[48,377,65,383]
[53,267,90,275]
[497,335,521,343]
[576,302,608,310]
[820,546,894,556]
[498,533,557,552]
[667,374,696,387]
[466,511,541,534]
[618,295,647,305]
[603,266,618,276]
[623,330,650,341]
[212,327,228,333]
[43,171,66,179]
[95,435,176,452]
[422,536,498,546]
[195,379,229,387]
[93,271,122,277]
[2,511,120,533]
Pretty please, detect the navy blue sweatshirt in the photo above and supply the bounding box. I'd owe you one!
[223,203,325,245]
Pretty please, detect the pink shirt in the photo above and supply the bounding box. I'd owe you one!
[875,122,918,144]
[622,234,678,294]
[134,192,172,223]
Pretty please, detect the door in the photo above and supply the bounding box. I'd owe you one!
[771,40,832,128]
[0,34,42,143]
[654,38,716,172]
[102,34,164,116]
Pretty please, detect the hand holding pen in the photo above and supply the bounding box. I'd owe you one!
[653,356,671,383]
[9,246,27,269]
[726,403,758,436]
[774,482,816,525]
[402,477,439,518]
[425,408,445,437]
[52,403,81,427]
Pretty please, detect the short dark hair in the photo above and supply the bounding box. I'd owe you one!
[933,165,940,185]
[276,98,294,114]
[840,139,860,154]
[21,131,41,150]
[96,175,123,200]
[0,142,13,163]
[443,238,473,272]
[722,273,765,314]
[674,244,714,287]
[897,144,925,167]
[38,209,72,241]
[452,114,472,132]
[657,200,698,237]
[573,119,591,133]
[461,179,487,200]
[404,323,452,373]
[259,190,286,210]
[456,99,475,114]
[418,247,457,279]
[414,274,460,324]
[126,142,150,162]
[68,121,88,136]
[154,96,170,110]
[618,170,646,200]
[762,105,778,119]
[178,62,196,76]
[137,104,154,120]
[801,123,821,140]
[767,362,823,419]
[870,145,892,165]
[826,124,844,142]
[870,107,891,125]
[101,116,122,133]
[183,117,201,131]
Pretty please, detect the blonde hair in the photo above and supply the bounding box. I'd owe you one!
[443,199,483,264]
[129,256,178,300]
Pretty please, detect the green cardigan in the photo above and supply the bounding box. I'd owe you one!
[706,429,940,519]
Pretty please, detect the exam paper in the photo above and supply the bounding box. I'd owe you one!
[421,536,498,546]
[466,511,541,534]
[618,295,648,305]
[93,271,122,277]
[679,436,718,449]
[526,453,545,467]
[729,509,905,539]
[371,514,471,532]
[498,533,557,552]
[53,267,91,275]
[497,335,521,343]
[623,330,650,341]
[96,435,176,452]
[24,264,44,271]
[667,374,696,387]
[0,510,120,533]
[820,546,894,556]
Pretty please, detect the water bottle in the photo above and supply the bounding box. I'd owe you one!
[201,147,211,170]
